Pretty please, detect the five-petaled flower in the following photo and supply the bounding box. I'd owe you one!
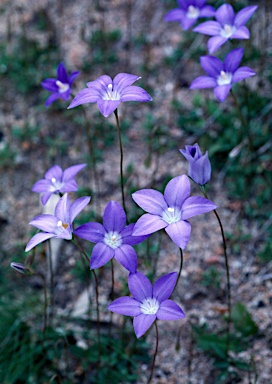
[132,175,216,249]
[190,48,255,102]
[41,62,80,107]
[67,73,152,117]
[194,4,257,54]
[108,271,185,338]
[164,0,215,31]
[74,201,148,272]
[180,143,211,186]
[25,194,90,252]
[32,164,86,205]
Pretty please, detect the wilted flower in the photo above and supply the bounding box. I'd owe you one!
[10,262,29,274]
[25,194,90,252]
[180,143,211,185]
[41,62,79,107]
[108,271,185,338]
[194,4,257,53]
[190,48,255,102]
[132,175,216,249]
[164,0,215,31]
[74,201,148,272]
[32,164,86,205]
[68,73,152,117]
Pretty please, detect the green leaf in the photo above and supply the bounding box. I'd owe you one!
[232,302,258,337]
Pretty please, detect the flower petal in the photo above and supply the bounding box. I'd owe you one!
[97,99,121,117]
[45,93,60,107]
[231,26,250,39]
[133,214,168,236]
[181,17,197,31]
[207,36,227,54]
[200,56,223,77]
[119,86,152,102]
[69,71,80,85]
[193,21,221,36]
[59,180,78,193]
[213,84,232,102]
[134,314,156,338]
[41,192,54,205]
[57,62,69,83]
[234,5,258,28]
[32,179,52,193]
[45,165,63,181]
[121,224,149,245]
[232,66,255,83]
[164,175,191,208]
[41,79,58,92]
[108,297,141,316]
[70,196,90,222]
[153,272,178,303]
[103,201,126,233]
[25,232,56,252]
[113,73,140,93]
[216,4,235,25]
[68,88,101,109]
[190,76,217,89]
[54,193,71,223]
[156,300,186,321]
[114,244,138,273]
[90,243,115,269]
[87,75,112,90]
[29,214,58,232]
[74,222,106,243]
[224,48,244,73]
[182,196,216,220]
[199,5,215,17]
[164,9,185,22]
[128,271,153,302]
[165,220,191,249]
[132,189,167,215]
[62,164,86,182]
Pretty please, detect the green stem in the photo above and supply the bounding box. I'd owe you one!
[114,109,127,217]
[147,321,159,384]
[174,248,183,292]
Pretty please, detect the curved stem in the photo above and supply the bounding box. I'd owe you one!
[174,248,183,292]
[147,321,159,384]
[114,109,127,217]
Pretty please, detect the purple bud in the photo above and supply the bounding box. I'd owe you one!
[180,144,212,186]
[10,262,29,274]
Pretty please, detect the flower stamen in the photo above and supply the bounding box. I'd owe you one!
[56,80,69,93]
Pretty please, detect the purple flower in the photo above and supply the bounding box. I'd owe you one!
[32,164,86,205]
[194,4,257,53]
[164,0,215,31]
[108,271,185,338]
[132,175,216,249]
[41,62,80,107]
[180,143,211,185]
[67,73,152,117]
[190,48,255,102]
[74,201,148,272]
[25,193,90,252]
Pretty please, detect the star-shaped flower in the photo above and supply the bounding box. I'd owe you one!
[132,175,216,249]
[32,164,86,205]
[25,194,90,252]
[74,201,148,272]
[108,271,185,338]
[194,4,257,53]
[41,62,79,107]
[67,73,152,117]
[190,48,255,102]
[164,0,215,31]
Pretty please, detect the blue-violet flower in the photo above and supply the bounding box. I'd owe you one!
[180,143,211,185]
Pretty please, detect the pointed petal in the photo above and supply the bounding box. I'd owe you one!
[208,36,227,54]
[62,164,86,182]
[103,201,126,233]
[231,26,250,39]
[156,300,186,321]
[29,214,58,232]
[97,99,121,117]
[87,75,112,89]
[232,66,256,83]
[45,165,63,181]
[164,175,191,208]
[165,220,191,249]
[153,272,178,303]
[234,6,258,28]
[113,73,140,93]
[41,79,58,92]
[32,179,51,193]
[181,17,197,31]
[120,86,152,102]
[224,48,244,73]
[25,232,56,252]
[59,180,78,193]
[68,88,100,109]
[70,196,90,222]
[90,243,114,269]
[199,5,215,17]
[181,196,216,220]
[128,271,153,302]
[69,71,80,85]
[121,224,149,245]
[133,214,167,236]
[132,189,167,215]
[200,56,223,77]
[164,9,185,22]
[59,89,71,101]
[57,62,69,83]
[114,244,138,273]
[216,4,235,25]
[45,93,60,107]
[193,21,221,36]
[74,222,106,243]
[214,84,232,102]
[134,314,156,338]
[108,297,141,316]
[54,193,71,223]
[41,192,53,205]
[190,76,217,89]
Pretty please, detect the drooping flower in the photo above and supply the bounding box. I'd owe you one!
[132,175,216,249]
[25,194,90,252]
[180,143,211,185]
[67,73,152,117]
[108,271,185,338]
[164,0,215,31]
[41,62,80,107]
[194,4,258,53]
[32,164,86,205]
[10,262,29,275]
[190,48,255,102]
[74,201,148,272]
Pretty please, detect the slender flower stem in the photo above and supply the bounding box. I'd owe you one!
[110,259,115,301]
[174,248,183,292]
[47,240,54,325]
[114,109,127,217]
[147,321,159,384]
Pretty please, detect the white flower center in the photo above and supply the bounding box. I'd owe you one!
[50,177,63,191]
[162,207,182,224]
[103,83,119,101]
[104,231,122,249]
[186,5,199,19]
[56,220,69,234]
[56,80,70,93]
[220,24,236,38]
[217,71,232,86]
[140,298,159,315]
